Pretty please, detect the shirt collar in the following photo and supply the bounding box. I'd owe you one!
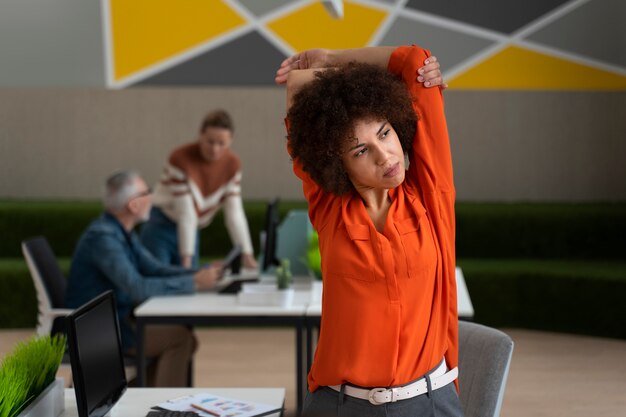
[103,211,133,243]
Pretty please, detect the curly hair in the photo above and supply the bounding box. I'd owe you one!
[287,62,417,195]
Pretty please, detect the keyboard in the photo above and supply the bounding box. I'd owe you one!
[146,411,199,417]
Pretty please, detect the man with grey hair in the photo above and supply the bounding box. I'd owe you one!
[66,170,221,387]
[103,170,152,220]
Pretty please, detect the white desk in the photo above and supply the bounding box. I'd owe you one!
[134,291,310,410]
[61,388,285,417]
[135,290,311,317]
[454,267,474,319]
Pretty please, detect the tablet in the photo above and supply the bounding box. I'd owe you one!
[217,275,259,294]
[222,245,242,272]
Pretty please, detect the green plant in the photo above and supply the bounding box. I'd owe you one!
[305,231,322,281]
[0,334,66,417]
[276,259,293,290]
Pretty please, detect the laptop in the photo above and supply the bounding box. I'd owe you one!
[66,290,127,417]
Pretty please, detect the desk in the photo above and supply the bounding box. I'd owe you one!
[454,267,474,319]
[61,388,285,417]
[134,291,310,410]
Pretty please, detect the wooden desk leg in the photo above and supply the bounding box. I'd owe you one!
[136,320,146,387]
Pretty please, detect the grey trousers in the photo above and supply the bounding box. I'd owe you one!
[302,370,464,417]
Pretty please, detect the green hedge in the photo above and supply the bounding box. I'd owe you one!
[2,200,625,339]
[196,201,307,257]
[459,259,626,339]
[2,201,624,259]
[0,200,308,258]
[455,203,626,260]
[0,259,53,328]
[0,201,100,258]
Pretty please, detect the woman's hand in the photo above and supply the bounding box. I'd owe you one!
[275,48,331,84]
[418,56,448,89]
[193,264,223,290]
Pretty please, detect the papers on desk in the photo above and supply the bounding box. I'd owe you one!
[157,392,281,417]
[237,283,295,307]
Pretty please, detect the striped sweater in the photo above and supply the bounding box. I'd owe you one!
[152,142,254,257]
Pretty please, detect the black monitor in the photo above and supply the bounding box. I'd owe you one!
[261,198,280,272]
[66,290,127,417]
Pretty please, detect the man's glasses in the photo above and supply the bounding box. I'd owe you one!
[128,187,153,201]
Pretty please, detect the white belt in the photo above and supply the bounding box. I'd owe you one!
[329,360,458,405]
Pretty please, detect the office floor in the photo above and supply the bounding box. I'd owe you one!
[1,327,625,417]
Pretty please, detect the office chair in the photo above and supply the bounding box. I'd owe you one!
[458,321,514,417]
[22,236,73,337]
[22,236,142,383]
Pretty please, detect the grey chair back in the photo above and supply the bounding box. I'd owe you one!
[458,321,514,417]
[22,236,70,336]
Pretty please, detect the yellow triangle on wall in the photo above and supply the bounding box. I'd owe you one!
[267,1,387,51]
[449,46,626,90]
[110,0,246,81]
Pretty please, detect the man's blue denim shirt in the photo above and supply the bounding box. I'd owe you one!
[65,212,195,351]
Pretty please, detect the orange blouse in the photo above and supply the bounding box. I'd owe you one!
[288,45,457,392]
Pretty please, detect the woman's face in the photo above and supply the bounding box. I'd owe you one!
[199,127,232,162]
[340,118,405,191]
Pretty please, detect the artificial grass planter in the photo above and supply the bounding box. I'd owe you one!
[0,334,66,417]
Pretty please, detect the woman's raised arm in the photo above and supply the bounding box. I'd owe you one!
[276,46,445,110]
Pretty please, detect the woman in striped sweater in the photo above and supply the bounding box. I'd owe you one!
[140,110,257,269]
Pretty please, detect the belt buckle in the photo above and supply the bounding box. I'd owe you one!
[368,387,389,405]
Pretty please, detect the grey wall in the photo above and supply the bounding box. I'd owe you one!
[0,0,105,87]
[446,92,626,201]
[0,89,624,201]
[0,0,623,202]
[0,88,298,200]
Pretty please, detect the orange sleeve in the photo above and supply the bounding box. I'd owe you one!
[388,46,454,195]
[389,46,458,386]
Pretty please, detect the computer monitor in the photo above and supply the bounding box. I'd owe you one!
[261,198,280,272]
[66,290,127,417]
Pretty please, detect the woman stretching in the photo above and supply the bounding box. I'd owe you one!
[275,45,462,416]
